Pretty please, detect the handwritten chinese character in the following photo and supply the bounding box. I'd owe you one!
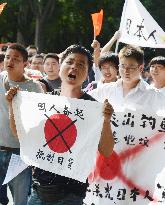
[122,113,134,127]
[63,105,72,116]
[58,157,64,165]
[140,114,156,130]
[104,183,113,200]
[36,149,45,160]
[38,103,46,112]
[111,113,119,127]
[74,108,84,120]
[124,135,135,146]
[49,104,60,113]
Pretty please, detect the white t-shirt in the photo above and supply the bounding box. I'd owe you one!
[92,64,102,81]
[149,84,165,96]
[89,79,165,112]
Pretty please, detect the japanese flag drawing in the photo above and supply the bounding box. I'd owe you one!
[118,0,165,48]
[83,109,165,205]
[12,91,104,183]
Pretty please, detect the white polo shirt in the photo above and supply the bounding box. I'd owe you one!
[89,78,165,112]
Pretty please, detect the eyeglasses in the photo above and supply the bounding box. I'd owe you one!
[119,64,139,71]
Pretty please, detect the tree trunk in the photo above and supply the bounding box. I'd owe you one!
[17,30,25,45]
[35,16,44,52]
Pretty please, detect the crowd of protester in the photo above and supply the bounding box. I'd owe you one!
[0,30,165,205]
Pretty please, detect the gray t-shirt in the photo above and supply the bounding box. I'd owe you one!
[0,73,43,148]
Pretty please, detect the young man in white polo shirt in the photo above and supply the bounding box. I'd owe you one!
[89,45,164,111]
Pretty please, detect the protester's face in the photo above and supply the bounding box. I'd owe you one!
[4,49,26,76]
[27,48,37,58]
[150,64,165,84]
[100,62,118,82]
[119,57,143,83]
[44,57,59,77]
[30,57,43,71]
[59,53,88,86]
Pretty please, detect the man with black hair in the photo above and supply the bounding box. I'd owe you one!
[149,56,165,95]
[39,53,61,95]
[85,52,119,91]
[0,43,43,205]
[6,44,114,205]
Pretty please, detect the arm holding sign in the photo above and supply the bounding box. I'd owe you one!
[98,99,114,157]
[6,86,19,138]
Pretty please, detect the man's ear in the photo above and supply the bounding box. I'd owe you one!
[139,64,144,73]
[23,61,28,68]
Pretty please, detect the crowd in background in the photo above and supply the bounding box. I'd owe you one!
[0,30,165,205]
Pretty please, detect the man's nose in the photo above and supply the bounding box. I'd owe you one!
[71,63,78,70]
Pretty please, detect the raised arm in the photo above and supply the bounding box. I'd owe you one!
[98,99,114,157]
[101,30,121,55]
[91,39,101,67]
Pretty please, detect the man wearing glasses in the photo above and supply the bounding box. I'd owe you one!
[88,45,164,111]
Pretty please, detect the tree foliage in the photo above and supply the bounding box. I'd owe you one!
[0,0,165,57]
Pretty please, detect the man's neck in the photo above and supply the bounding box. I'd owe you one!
[153,81,165,89]
[7,73,26,82]
[47,75,59,81]
[122,79,140,97]
[60,84,83,98]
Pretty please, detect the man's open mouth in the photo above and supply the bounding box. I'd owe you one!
[68,73,76,80]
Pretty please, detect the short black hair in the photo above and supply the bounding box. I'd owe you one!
[7,43,28,62]
[61,44,93,72]
[149,56,165,67]
[119,45,144,65]
[1,45,8,52]
[43,53,59,63]
[0,54,5,63]
[26,45,38,51]
[98,52,119,70]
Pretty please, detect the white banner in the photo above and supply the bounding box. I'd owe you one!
[118,0,165,48]
[12,91,104,183]
[84,109,165,205]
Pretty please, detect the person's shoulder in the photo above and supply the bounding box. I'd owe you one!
[0,71,7,78]
[26,78,44,93]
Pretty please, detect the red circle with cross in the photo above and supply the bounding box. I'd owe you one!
[44,114,77,153]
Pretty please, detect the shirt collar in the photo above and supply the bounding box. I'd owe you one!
[116,78,149,91]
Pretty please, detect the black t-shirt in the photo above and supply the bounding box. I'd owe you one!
[33,92,96,197]
[39,77,61,95]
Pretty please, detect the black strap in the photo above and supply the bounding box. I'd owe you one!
[92,82,98,89]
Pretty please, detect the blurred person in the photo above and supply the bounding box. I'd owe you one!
[141,66,152,84]
[0,45,8,55]
[0,54,5,72]
[85,52,119,91]
[26,45,38,59]
[25,54,44,79]
[149,56,165,95]
[90,30,121,82]
[39,53,61,95]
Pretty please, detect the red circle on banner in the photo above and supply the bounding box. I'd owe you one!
[44,114,77,153]
[97,151,121,180]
